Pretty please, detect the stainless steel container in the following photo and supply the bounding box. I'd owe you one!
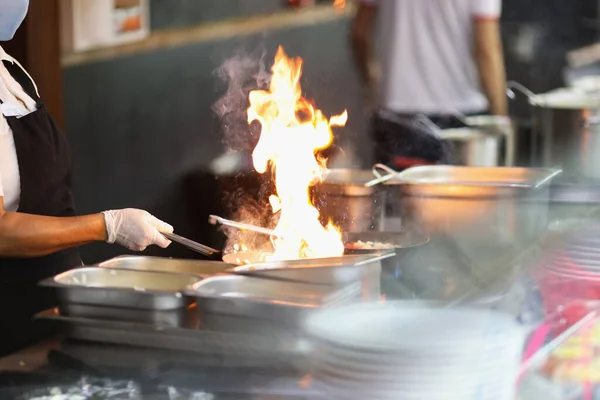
[41,267,201,310]
[385,166,560,270]
[58,304,189,327]
[98,255,233,277]
[189,275,360,325]
[526,88,600,179]
[463,115,516,166]
[311,169,385,232]
[227,254,391,301]
[437,128,502,167]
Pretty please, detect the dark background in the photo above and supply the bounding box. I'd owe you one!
[61,0,600,263]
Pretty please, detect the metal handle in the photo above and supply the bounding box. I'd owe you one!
[365,163,398,187]
[208,215,278,238]
[162,232,220,257]
[506,81,538,102]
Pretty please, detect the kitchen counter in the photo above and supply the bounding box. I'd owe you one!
[0,335,314,399]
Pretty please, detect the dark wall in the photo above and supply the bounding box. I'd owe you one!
[501,0,598,119]
[64,18,365,264]
[150,0,285,30]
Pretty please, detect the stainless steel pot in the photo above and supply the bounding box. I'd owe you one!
[462,115,516,166]
[437,128,502,167]
[311,169,386,232]
[509,82,600,179]
[381,165,560,271]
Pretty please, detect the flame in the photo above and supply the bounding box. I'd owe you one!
[247,46,346,260]
[333,0,346,10]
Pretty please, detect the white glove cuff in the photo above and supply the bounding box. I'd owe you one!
[102,210,118,244]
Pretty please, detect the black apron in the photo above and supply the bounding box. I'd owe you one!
[0,60,81,356]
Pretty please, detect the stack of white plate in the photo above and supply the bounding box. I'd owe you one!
[541,225,600,279]
[305,302,524,400]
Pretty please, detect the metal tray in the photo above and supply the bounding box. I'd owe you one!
[58,304,191,327]
[41,267,202,311]
[227,253,392,288]
[99,255,233,277]
[189,275,361,324]
[36,308,307,360]
[386,166,560,188]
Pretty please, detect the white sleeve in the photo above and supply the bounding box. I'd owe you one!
[0,169,3,198]
[471,0,502,18]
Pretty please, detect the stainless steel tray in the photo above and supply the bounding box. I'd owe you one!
[189,275,362,324]
[387,166,560,188]
[58,304,190,327]
[41,267,202,310]
[227,253,391,287]
[36,308,307,359]
[99,255,233,277]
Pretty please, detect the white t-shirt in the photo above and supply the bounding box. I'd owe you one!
[361,0,502,114]
[0,46,39,212]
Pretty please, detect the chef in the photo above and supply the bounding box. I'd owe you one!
[0,0,173,355]
[351,0,508,168]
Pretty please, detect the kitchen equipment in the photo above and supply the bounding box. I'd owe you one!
[306,302,524,400]
[414,114,508,167]
[208,215,278,238]
[311,169,386,232]
[462,115,516,166]
[40,267,201,310]
[436,128,502,167]
[162,232,220,258]
[342,231,428,295]
[188,275,360,325]
[35,308,305,362]
[508,81,600,178]
[228,253,392,302]
[378,165,560,275]
[98,255,233,277]
[58,304,189,327]
[226,253,390,283]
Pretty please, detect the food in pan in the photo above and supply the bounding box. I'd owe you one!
[345,241,396,250]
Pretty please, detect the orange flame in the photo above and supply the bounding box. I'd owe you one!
[333,0,346,10]
[248,46,347,260]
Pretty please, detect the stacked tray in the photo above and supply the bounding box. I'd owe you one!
[38,255,386,354]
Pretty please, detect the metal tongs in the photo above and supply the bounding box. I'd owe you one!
[161,232,221,259]
[208,214,279,238]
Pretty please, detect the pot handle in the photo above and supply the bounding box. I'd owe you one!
[507,81,539,105]
[372,163,397,179]
[364,163,398,187]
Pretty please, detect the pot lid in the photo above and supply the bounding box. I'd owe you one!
[531,88,600,109]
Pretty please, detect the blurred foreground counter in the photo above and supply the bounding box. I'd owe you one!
[0,335,315,399]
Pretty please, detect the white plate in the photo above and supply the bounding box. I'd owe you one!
[315,378,510,400]
[305,302,521,352]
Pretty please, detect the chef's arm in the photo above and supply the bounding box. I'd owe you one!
[474,18,508,116]
[0,197,172,257]
[0,197,106,257]
[350,2,378,87]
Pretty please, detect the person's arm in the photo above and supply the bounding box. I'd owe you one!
[473,8,508,116]
[0,197,106,257]
[0,196,172,257]
[350,1,378,88]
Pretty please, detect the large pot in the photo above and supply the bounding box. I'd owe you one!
[513,84,600,179]
[382,165,560,272]
[437,128,502,167]
[311,169,386,232]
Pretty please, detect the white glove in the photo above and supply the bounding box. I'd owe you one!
[102,209,173,251]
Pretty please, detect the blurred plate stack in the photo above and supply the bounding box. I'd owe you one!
[537,225,600,328]
[305,302,524,400]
